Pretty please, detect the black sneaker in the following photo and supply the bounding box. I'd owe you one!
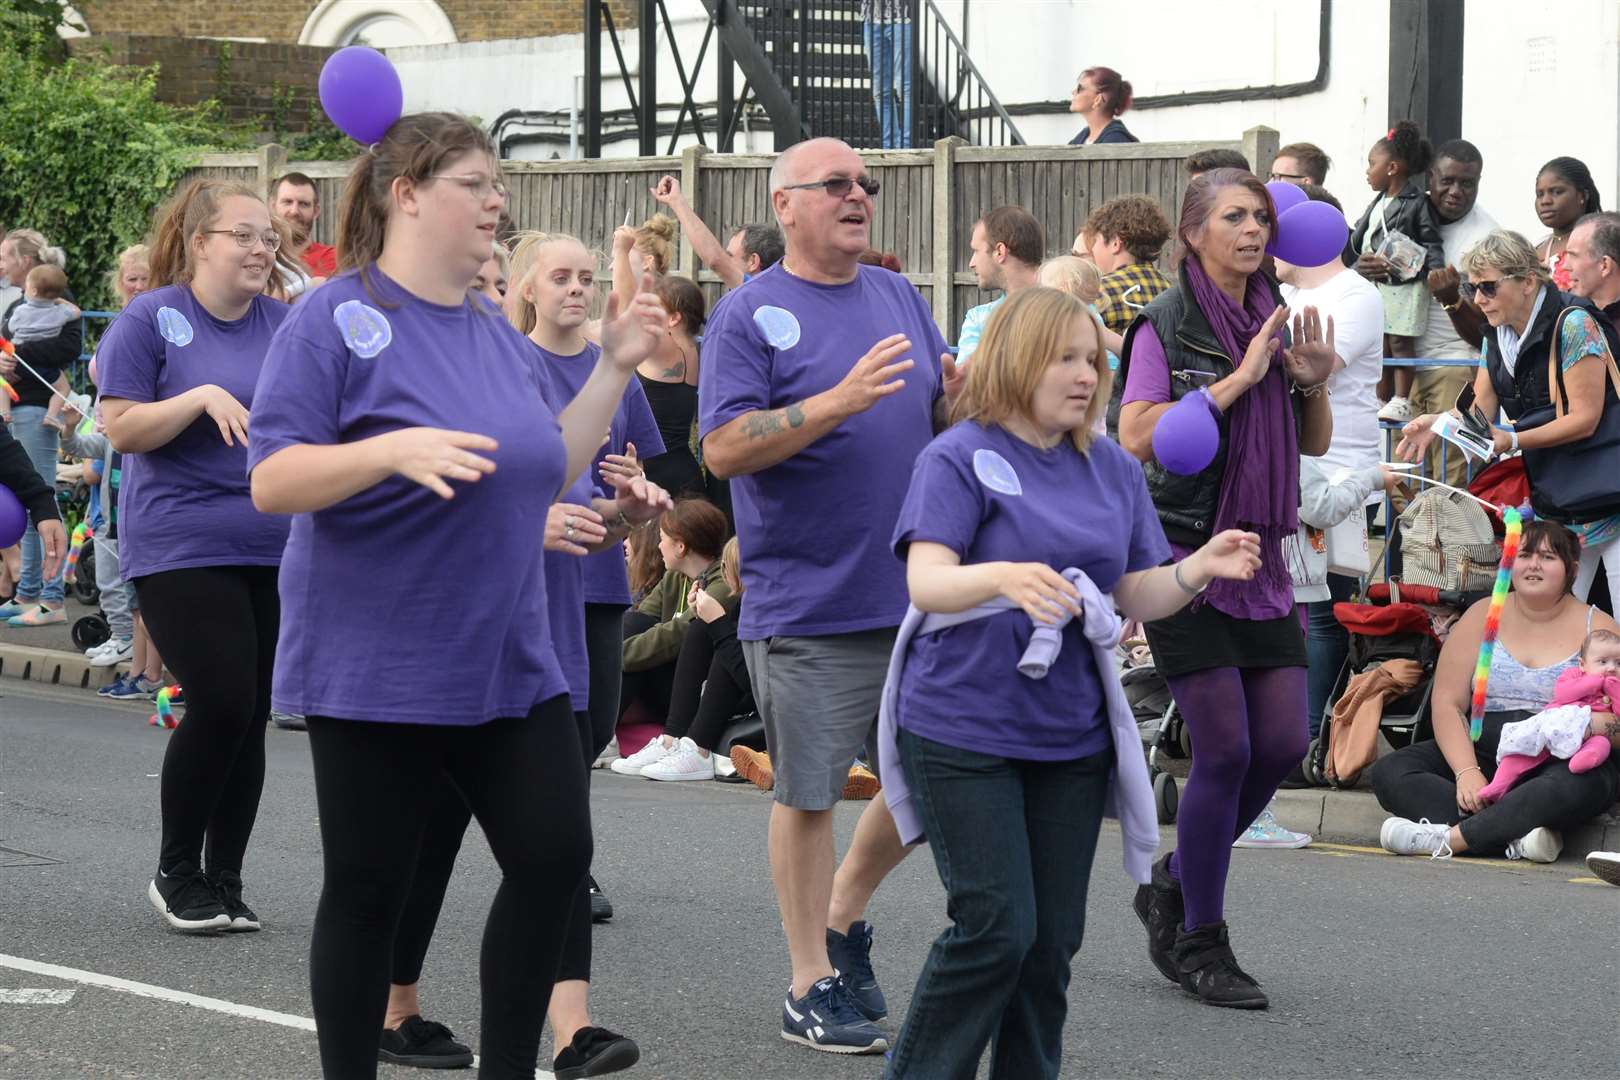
[1171,921,1268,1009]
[589,875,613,923]
[826,920,886,1020]
[208,869,261,932]
[553,1025,640,1079]
[1131,853,1183,984]
[378,1015,474,1069]
[148,862,231,933]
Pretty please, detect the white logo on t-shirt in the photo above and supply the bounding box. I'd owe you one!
[973,448,1022,496]
[155,307,194,347]
[334,300,393,359]
[752,305,801,350]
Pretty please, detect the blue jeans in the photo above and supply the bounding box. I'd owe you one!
[887,729,1112,1080]
[862,18,913,149]
[10,406,63,605]
[1305,572,1358,738]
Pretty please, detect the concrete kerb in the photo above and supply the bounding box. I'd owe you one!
[5,640,1617,867]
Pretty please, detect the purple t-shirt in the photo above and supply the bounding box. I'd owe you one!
[95,285,292,579]
[893,422,1170,760]
[545,466,596,714]
[698,263,947,639]
[247,269,570,725]
[533,340,665,606]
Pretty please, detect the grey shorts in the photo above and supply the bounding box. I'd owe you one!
[742,627,897,811]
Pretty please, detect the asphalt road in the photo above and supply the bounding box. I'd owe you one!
[1,681,1616,1080]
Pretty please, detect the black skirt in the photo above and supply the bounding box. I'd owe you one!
[1144,595,1307,679]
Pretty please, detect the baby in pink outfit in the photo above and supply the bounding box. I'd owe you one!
[1479,629,1620,804]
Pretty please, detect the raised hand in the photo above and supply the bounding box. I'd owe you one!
[651,176,683,206]
[940,351,965,403]
[833,334,915,417]
[606,470,674,525]
[1235,306,1289,389]
[599,441,642,487]
[1427,264,1462,304]
[382,426,499,500]
[1283,306,1336,388]
[600,273,666,372]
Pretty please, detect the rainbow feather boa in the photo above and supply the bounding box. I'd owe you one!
[1469,507,1524,741]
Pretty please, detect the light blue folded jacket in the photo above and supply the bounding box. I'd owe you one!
[877,567,1158,884]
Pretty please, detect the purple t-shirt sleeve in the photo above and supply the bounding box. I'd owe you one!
[624,377,667,460]
[1124,456,1172,571]
[247,323,347,470]
[1121,321,1172,406]
[697,301,771,438]
[96,306,164,404]
[892,445,980,559]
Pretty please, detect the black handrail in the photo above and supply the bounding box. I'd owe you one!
[914,0,1023,146]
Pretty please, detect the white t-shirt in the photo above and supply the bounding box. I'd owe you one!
[1416,203,1499,362]
[1282,270,1385,489]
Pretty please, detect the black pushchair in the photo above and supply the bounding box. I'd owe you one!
[1123,656,1191,824]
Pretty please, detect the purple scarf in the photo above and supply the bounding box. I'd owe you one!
[1184,255,1298,620]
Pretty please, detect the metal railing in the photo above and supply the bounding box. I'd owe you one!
[914,0,1023,147]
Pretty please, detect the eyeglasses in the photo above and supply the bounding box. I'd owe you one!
[203,228,282,252]
[430,174,510,200]
[1269,172,1310,183]
[1461,277,1510,301]
[781,175,880,198]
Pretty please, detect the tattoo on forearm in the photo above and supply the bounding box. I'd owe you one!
[744,404,806,439]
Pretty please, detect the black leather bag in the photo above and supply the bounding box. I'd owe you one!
[1516,307,1620,524]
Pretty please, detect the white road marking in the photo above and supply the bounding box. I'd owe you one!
[0,954,553,1077]
[0,989,75,1004]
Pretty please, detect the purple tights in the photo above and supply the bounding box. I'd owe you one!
[1165,665,1308,929]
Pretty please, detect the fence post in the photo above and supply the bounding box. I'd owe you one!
[931,136,961,340]
[679,143,707,277]
[256,143,287,202]
[1242,126,1279,183]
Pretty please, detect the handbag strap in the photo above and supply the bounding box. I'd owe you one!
[1546,306,1620,416]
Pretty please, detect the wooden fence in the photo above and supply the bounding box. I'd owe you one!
[186,127,1277,341]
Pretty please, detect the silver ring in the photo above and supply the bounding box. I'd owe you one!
[564,516,577,529]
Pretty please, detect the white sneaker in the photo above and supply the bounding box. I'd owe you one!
[90,637,134,667]
[610,735,675,776]
[592,736,620,770]
[714,753,738,779]
[1379,816,1453,859]
[1584,850,1620,885]
[642,738,716,782]
[1377,396,1414,422]
[1233,802,1312,848]
[85,638,117,659]
[1505,826,1563,863]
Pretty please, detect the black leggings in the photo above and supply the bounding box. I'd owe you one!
[583,603,626,758]
[391,710,597,990]
[1371,711,1620,853]
[664,618,754,751]
[307,698,591,1080]
[134,565,279,876]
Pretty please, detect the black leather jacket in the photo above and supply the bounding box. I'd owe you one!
[1345,180,1445,281]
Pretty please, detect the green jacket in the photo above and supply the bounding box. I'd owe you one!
[622,559,734,672]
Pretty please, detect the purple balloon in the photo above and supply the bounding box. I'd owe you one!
[1266,180,1309,216]
[318,46,404,145]
[0,484,25,548]
[1272,200,1350,268]
[1152,390,1219,476]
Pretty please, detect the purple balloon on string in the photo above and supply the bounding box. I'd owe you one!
[1264,181,1308,255]
[0,484,25,548]
[1272,200,1350,268]
[318,46,404,145]
[1152,390,1220,476]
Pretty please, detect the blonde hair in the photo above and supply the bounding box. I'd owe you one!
[951,286,1109,452]
[490,241,511,280]
[636,213,677,275]
[721,535,743,595]
[145,179,264,287]
[505,230,596,336]
[1460,229,1553,287]
[4,229,65,271]
[1037,255,1102,304]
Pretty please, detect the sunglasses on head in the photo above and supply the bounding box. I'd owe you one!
[781,175,881,198]
[1461,277,1510,301]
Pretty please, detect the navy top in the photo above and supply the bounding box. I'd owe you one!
[1070,118,1138,145]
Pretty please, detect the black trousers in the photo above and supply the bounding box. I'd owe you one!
[1370,711,1620,853]
[663,617,754,751]
[583,603,626,758]
[306,699,591,1080]
[134,565,279,876]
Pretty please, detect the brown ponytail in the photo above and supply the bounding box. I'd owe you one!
[145,179,263,288]
[336,112,498,281]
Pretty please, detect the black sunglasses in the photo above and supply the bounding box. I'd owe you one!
[1460,278,1508,301]
[781,175,881,198]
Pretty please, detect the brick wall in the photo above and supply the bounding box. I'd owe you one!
[79,0,638,44]
[68,35,336,130]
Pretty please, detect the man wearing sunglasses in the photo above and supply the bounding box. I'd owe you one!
[1414,139,1498,488]
[699,137,956,1057]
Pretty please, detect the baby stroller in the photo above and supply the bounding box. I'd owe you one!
[1122,644,1191,824]
[53,474,108,649]
[1303,581,1485,787]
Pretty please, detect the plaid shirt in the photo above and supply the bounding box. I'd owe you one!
[1096,263,1172,334]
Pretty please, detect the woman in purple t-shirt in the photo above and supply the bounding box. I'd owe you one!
[97,179,293,937]
[246,113,670,1079]
[885,287,1261,1079]
[1116,169,1336,1009]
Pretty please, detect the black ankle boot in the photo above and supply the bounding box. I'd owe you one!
[1171,921,1268,1009]
[1131,853,1184,983]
